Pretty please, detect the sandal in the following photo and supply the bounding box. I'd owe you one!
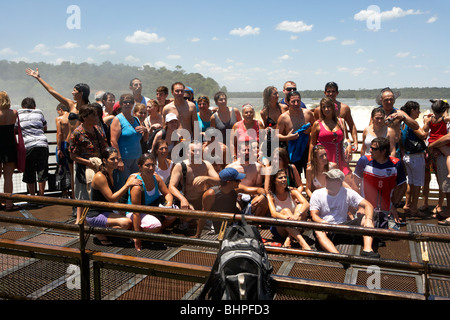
[5,205,20,212]
[438,219,450,226]
[93,237,113,246]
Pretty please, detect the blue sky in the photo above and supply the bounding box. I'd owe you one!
[1,0,449,92]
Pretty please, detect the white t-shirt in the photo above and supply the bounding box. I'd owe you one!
[309,187,364,224]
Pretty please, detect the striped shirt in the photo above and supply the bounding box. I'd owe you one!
[354,155,406,211]
[16,109,48,150]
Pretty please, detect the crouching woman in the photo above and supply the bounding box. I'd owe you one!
[128,153,176,251]
[86,147,142,246]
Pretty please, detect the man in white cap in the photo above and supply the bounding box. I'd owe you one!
[309,168,380,258]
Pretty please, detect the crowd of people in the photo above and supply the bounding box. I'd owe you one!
[1,70,450,255]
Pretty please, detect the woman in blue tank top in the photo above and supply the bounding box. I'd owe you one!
[127,153,176,251]
[110,93,149,189]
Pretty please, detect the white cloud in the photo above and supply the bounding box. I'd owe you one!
[0,48,17,55]
[341,40,356,46]
[191,37,200,43]
[124,55,140,63]
[155,61,170,68]
[356,49,364,54]
[276,20,313,33]
[87,44,111,51]
[427,16,438,24]
[396,51,410,58]
[337,66,367,76]
[11,57,30,63]
[275,54,292,63]
[57,42,79,49]
[31,44,52,56]
[125,30,165,44]
[229,25,260,37]
[318,36,336,42]
[354,6,423,22]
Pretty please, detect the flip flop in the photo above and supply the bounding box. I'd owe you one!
[438,219,450,226]
[263,241,282,247]
[5,205,20,212]
[93,237,113,246]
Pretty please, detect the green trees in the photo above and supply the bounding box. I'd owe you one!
[0,60,225,108]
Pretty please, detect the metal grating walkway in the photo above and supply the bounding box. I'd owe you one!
[1,205,450,300]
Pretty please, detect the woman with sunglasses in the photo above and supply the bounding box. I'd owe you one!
[110,93,149,189]
[309,97,358,191]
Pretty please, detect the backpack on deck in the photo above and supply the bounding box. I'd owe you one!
[196,214,275,300]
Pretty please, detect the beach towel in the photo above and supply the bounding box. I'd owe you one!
[288,123,311,163]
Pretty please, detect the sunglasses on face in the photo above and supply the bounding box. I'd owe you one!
[285,87,297,92]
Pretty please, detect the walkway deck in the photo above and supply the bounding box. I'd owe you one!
[0,196,449,301]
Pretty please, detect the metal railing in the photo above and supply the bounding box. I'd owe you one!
[0,193,450,300]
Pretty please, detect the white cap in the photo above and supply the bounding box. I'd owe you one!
[165,113,178,123]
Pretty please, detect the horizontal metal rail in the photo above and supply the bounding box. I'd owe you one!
[2,193,450,243]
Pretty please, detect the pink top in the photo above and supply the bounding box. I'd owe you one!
[317,120,351,175]
[236,120,259,143]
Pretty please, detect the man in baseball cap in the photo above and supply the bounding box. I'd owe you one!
[193,168,246,238]
[219,167,246,182]
[310,168,380,258]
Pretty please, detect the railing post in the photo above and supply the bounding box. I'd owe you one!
[78,207,91,301]
[420,241,430,300]
[93,261,102,300]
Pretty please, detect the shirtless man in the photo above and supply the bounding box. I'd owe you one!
[55,104,72,197]
[169,142,220,211]
[313,82,358,152]
[156,86,173,114]
[129,78,149,106]
[162,82,197,138]
[226,141,268,217]
[277,90,315,177]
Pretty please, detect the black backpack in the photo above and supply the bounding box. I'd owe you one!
[197,214,275,300]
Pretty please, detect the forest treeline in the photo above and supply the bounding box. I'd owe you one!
[0,60,226,108]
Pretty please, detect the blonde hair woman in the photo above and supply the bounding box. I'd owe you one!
[0,92,20,211]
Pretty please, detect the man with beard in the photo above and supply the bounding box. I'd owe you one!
[226,140,268,217]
